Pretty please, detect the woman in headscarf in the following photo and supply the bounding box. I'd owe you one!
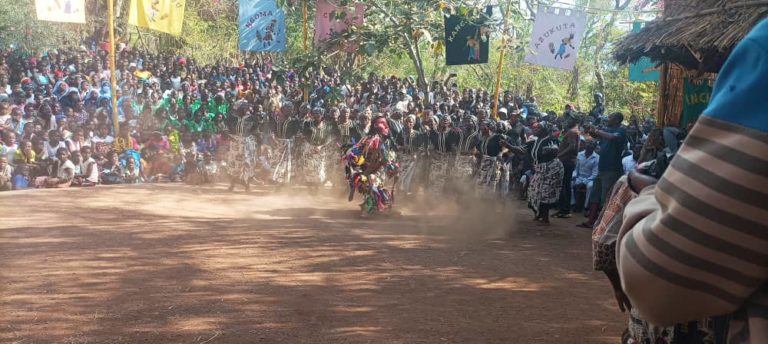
[395,114,425,194]
[525,122,564,225]
[474,119,505,198]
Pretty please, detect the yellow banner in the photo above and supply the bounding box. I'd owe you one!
[129,0,186,36]
[35,0,86,24]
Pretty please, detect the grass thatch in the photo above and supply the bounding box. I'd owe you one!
[613,0,768,72]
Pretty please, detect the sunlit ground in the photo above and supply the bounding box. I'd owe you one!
[0,184,623,343]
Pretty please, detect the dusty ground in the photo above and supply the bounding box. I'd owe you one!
[0,184,624,344]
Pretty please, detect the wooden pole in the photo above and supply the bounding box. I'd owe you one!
[302,0,310,104]
[492,0,514,120]
[108,0,120,136]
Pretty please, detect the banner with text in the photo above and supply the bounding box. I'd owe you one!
[314,0,365,45]
[444,6,492,66]
[682,77,713,127]
[129,0,186,36]
[35,0,86,24]
[629,21,660,82]
[239,0,287,52]
[524,6,587,71]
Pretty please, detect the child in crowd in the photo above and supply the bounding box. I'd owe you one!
[0,156,12,191]
[123,157,141,184]
[12,164,30,190]
[100,151,124,185]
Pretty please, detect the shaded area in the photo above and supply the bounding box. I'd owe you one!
[0,184,623,343]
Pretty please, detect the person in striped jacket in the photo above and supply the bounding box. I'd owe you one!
[617,18,768,343]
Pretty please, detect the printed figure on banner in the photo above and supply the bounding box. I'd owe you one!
[524,6,587,71]
[239,0,287,52]
[444,6,492,66]
[314,0,366,46]
[36,0,86,24]
[129,0,186,36]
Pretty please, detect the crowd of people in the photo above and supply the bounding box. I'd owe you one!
[0,43,684,220]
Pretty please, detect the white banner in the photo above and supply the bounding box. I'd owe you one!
[524,6,587,71]
[35,0,86,24]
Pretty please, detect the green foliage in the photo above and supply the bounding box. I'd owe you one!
[0,0,658,115]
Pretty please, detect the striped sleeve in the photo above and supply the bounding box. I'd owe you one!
[616,115,768,326]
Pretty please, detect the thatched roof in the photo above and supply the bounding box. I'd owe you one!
[614,0,768,72]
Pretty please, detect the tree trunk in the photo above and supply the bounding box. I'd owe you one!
[569,65,580,101]
[592,12,617,96]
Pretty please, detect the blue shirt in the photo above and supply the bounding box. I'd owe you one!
[574,151,599,185]
[12,175,28,190]
[597,126,627,172]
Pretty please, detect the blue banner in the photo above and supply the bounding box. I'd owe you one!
[239,0,286,52]
[629,21,660,82]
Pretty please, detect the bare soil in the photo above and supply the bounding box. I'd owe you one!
[0,184,623,344]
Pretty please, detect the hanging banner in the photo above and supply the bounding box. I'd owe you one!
[629,21,660,82]
[314,0,365,45]
[444,6,492,66]
[681,77,713,127]
[35,0,86,24]
[129,0,186,36]
[239,0,286,52]
[524,6,587,71]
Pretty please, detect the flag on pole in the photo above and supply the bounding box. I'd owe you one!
[129,0,186,36]
[314,0,365,45]
[35,0,86,24]
[444,6,492,66]
[524,6,587,71]
[239,0,287,52]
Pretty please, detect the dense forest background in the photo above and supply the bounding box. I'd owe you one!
[0,0,660,115]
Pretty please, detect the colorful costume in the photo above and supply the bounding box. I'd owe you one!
[343,134,399,216]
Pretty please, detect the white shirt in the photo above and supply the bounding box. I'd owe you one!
[44,141,67,160]
[3,143,18,164]
[81,158,99,183]
[622,155,637,175]
[57,160,76,179]
[91,135,115,144]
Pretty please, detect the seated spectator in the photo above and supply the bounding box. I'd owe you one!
[0,156,12,191]
[43,130,67,160]
[2,131,18,164]
[572,140,599,215]
[14,140,37,165]
[123,157,141,184]
[622,144,642,175]
[78,146,99,186]
[66,128,90,153]
[100,151,124,185]
[34,147,74,188]
[91,124,115,155]
[11,164,30,190]
[198,151,218,184]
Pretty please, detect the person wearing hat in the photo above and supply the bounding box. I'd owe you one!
[497,107,509,121]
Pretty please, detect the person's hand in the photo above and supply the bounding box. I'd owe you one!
[628,169,658,193]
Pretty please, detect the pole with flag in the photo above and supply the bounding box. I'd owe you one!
[492,0,514,120]
[302,0,310,104]
[108,0,120,136]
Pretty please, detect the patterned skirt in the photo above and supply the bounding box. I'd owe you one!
[297,142,326,184]
[476,156,500,198]
[270,139,294,184]
[225,135,258,181]
[428,153,451,193]
[397,154,419,193]
[527,159,564,213]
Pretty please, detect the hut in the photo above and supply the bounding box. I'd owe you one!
[613,0,768,126]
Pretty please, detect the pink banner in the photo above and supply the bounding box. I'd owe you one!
[314,0,365,45]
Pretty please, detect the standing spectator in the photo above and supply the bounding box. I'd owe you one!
[555,118,580,218]
[579,112,626,228]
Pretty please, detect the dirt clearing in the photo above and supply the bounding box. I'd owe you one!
[0,184,623,343]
